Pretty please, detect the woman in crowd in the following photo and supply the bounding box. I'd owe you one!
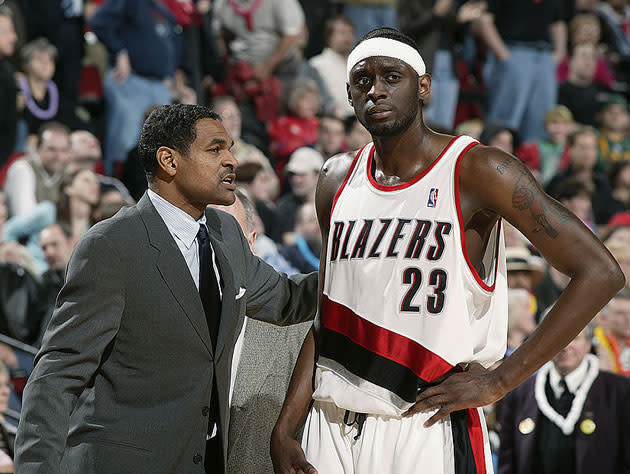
[2,168,100,274]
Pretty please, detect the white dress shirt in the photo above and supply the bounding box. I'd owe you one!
[549,356,590,398]
[148,189,222,297]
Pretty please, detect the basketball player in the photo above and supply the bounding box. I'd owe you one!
[270,28,624,474]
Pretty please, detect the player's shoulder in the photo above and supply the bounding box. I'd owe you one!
[321,150,360,184]
[459,143,527,187]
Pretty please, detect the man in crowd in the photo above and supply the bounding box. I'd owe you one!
[280,202,321,273]
[273,147,323,244]
[212,189,311,474]
[594,288,630,376]
[309,15,356,118]
[89,0,175,175]
[499,323,630,474]
[4,122,71,217]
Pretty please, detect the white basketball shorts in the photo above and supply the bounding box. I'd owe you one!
[302,400,493,474]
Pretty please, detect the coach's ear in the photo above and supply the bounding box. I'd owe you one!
[156,146,179,179]
[418,74,431,103]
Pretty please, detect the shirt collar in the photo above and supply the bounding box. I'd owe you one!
[148,189,206,249]
[549,356,590,398]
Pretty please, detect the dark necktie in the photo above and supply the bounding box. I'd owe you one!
[197,223,221,349]
[198,224,224,472]
[556,378,574,417]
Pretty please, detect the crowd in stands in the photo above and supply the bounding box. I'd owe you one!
[0,0,629,471]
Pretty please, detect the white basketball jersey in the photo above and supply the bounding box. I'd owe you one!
[313,135,508,417]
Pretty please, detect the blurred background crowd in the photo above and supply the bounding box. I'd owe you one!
[0,0,628,472]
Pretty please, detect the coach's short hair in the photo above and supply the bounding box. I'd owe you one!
[138,104,221,179]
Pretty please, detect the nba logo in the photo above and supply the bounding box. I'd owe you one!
[427,188,439,208]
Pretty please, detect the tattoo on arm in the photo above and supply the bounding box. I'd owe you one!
[510,162,570,238]
[496,158,511,175]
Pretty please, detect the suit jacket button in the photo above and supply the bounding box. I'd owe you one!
[202,406,210,416]
[193,453,202,464]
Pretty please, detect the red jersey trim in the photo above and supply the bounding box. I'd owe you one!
[453,142,500,292]
[467,408,489,473]
[366,135,462,192]
[329,145,366,227]
[322,295,453,383]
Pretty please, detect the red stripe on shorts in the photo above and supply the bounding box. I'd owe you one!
[467,408,487,473]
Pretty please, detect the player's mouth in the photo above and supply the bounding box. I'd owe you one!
[367,106,393,119]
[221,173,236,190]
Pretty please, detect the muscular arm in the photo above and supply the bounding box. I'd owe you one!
[270,152,354,474]
[411,147,624,424]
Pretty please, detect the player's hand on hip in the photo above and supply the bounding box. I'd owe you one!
[271,429,318,474]
[402,362,503,427]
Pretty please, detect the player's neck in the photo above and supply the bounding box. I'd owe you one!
[371,121,438,180]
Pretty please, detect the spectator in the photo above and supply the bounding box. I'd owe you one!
[0,6,18,169]
[344,115,372,151]
[499,323,630,474]
[17,38,60,138]
[68,130,134,204]
[480,122,517,154]
[558,42,608,127]
[35,222,73,347]
[309,15,355,118]
[215,0,305,88]
[235,162,277,234]
[273,147,323,244]
[3,169,100,274]
[455,118,484,140]
[507,288,537,355]
[315,115,345,159]
[547,126,622,225]
[552,176,596,229]
[211,188,309,474]
[279,202,321,273]
[516,105,574,185]
[479,0,566,142]
[603,221,630,289]
[594,288,630,376]
[506,246,545,292]
[596,94,630,169]
[609,160,630,209]
[0,193,7,241]
[597,0,630,78]
[342,0,398,39]
[0,362,13,471]
[0,242,42,345]
[399,0,486,130]
[89,0,176,175]
[557,13,615,88]
[268,79,320,169]
[3,121,70,217]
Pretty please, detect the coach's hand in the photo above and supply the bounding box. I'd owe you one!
[403,363,504,426]
[271,427,318,474]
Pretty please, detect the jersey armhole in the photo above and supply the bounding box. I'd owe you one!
[453,142,500,292]
[329,145,367,227]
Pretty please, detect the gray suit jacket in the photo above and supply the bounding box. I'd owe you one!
[14,193,318,474]
[226,319,311,474]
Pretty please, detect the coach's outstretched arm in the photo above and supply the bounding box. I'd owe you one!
[406,146,625,425]
[271,153,352,474]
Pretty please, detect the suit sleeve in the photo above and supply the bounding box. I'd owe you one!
[14,232,125,474]
[620,378,630,474]
[497,390,517,474]
[237,221,318,326]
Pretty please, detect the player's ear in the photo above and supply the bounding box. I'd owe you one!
[418,73,431,103]
[346,82,353,106]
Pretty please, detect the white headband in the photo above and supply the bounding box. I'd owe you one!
[346,37,426,82]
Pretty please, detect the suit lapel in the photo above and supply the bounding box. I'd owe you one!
[137,194,212,355]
